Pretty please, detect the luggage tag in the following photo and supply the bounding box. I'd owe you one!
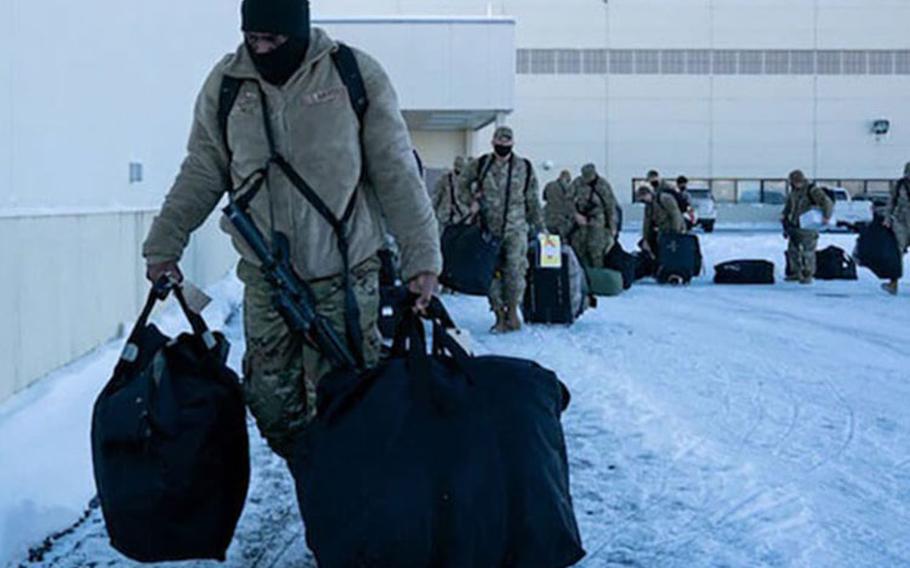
[181,281,212,315]
[539,234,563,269]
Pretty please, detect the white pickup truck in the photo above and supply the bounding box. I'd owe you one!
[820,186,874,232]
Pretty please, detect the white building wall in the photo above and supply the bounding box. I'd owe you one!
[1,0,244,402]
[319,0,910,202]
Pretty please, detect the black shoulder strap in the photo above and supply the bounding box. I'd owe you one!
[218,76,245,156]
[331,43,368,125]
[523,158,533,195]
[477,154,493,188]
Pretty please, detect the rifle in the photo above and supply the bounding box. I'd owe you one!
[223,188,357,371]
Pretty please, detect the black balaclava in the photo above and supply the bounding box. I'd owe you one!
[242,0,311,86]
[494,145,512,158]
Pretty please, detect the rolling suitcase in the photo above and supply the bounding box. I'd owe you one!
[523,239,586,325]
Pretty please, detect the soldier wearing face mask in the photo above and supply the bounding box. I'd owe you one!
[458,126,543,333]
[142,0,441,459]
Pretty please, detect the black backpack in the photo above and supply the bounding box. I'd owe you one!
[714,260,776,285]
[91,283,249,562]
[815,246,858,280]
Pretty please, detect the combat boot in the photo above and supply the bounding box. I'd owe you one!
[882,280,899,296]
[490,308,509,334]
[505,304,522,332]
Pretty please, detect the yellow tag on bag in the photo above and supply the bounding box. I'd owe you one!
[539,234,562,269]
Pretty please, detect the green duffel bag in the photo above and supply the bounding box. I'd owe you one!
[586,267,624,297]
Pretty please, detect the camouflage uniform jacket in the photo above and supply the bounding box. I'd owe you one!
[543,179,576,237]
[432,171,465,226]
[782,183,835,228]
[458,153,543,238]
[572,176,619,236]
[142,28,441,283]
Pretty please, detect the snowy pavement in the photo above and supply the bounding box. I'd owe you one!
[3,231,909,567]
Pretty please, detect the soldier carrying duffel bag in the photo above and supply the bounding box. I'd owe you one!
[91,278,249,562]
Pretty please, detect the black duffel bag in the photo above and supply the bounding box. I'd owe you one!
[714,260,776,285]
[657,233,702,284]
[440,220,502,295]
[294,300,585,568]
[855,218,904,280]
[603,241,637,290]
[91,281,249,563]
[815,245,858,280]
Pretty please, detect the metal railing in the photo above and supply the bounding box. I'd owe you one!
[631,177,897,204]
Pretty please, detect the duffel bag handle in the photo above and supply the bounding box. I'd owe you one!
[390,296,474,376]
[120,278,216,364]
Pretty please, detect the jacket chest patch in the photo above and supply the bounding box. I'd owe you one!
[236,89,259,113]
[302,87,346,106]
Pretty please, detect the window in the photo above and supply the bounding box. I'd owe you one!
[841,180,865,197]
[896,51,910,75]
[739,51,763,75]
[712,180,737,203]
[529,49,556,74]
[662,50,685,74]
[762,180,788,205]
[516,49,531,74]
[635,50,659,74]
[687,50,711,75]
[610,50,634,74]
[582,49,607,74]
[842,51,867,75]
[765,51,789,74]
[817,51,842,75]
[869,51,894,75]
[556,50,581,75]
[713,51,737,75]
[790,51,815,74]
[737,180,762,203]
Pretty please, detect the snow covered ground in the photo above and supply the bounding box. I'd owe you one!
[2,230,909,567]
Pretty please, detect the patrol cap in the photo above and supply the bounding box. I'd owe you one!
[581,163,598,182]
[788,169,807,186]
[493,126,514,143]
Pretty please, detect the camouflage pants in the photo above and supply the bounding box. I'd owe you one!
[489,230,529,311]
[892,207,910,252]
[786,228,819,279]
[238,256,382,460]
[571,226,612,269]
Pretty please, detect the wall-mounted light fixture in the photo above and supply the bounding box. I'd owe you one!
[870,119,890,137]
[129,162,144,184]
